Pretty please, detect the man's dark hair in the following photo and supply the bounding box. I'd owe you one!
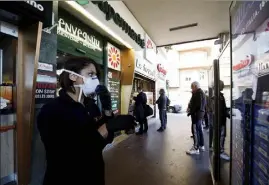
[137,86,143,92]
[59,57,100,93]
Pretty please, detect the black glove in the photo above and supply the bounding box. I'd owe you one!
[187,113,191,117]
[95,85,112,111]
[106,115,137,133]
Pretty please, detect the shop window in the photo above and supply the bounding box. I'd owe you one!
[0,32,17,113]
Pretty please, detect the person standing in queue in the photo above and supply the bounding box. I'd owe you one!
[156,88,167,132]
[134,87,148,135]
[203,90,210,130]
[187,81,206,155]
[37,57,136,185]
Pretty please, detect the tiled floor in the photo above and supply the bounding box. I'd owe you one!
[104,113,212,185]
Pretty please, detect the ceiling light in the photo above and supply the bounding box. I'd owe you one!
[65,1,133,49]
[169,23,198,32]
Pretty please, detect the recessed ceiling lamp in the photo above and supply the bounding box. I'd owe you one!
[65,1,133,49]
[169,23,198,32]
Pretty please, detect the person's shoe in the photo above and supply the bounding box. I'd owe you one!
[186,146,200,155]
[220,152,230,161]
[157,127,164,132]
[199,146,205,151]
[136,131,143,135]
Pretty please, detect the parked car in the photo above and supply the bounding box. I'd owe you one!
[167,99,182,113]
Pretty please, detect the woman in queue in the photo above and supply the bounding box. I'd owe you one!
[37,57,135,185]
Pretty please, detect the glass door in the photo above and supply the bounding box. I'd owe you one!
[0,29,18,185]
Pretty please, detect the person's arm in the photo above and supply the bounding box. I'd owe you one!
[156,97,160,104]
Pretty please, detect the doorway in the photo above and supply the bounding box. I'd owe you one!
[0,31,18,185]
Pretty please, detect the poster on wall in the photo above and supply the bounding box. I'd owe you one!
[35,62,57,104]
[107,43,121,71]
[107,69,121,115]
[144,34,156,63]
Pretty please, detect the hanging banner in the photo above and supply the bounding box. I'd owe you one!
[107,43,121,71]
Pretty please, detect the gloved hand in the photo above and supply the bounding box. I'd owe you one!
[187,113,191,117]
[106,115,137,133]
[95,85,112,110]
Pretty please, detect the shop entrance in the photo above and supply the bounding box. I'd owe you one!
[0,29,18,185]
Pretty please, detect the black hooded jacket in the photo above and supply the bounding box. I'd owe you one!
[37,89,113,185]
[189,88,206,118]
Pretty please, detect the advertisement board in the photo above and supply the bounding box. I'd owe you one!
[35,62,57,104]
[107,69,121,115]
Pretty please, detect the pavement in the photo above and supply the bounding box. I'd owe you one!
[103,113,212,185]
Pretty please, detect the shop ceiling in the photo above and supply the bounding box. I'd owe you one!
[123,0,231,47]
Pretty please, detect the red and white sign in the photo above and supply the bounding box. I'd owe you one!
[157,64,167,75]
[144,34,156,63]
[107,43,121,71]
[233,55,254,71]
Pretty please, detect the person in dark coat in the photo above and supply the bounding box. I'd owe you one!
[134,87,148,134]
[156,88,167,132]
[37,57,136,185]
[187,81,206,155]
[209,80,231,161]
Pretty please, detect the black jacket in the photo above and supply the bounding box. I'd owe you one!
[189,88,206,118]
[37,90,113,185]
[219,92,229,125]
[134,92,147,121]
[156,94,167,110]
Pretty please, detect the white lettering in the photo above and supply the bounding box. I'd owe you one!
[24,1,44,12]
[57,18,102,51]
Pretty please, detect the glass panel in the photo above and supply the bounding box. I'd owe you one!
[230,1,269,184]
[219,44,231,185]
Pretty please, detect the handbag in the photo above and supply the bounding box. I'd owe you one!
[145,104,153,117]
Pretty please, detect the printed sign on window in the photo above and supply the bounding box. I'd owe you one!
[107,43,121,71]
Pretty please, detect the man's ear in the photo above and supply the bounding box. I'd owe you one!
[69,73,77,82]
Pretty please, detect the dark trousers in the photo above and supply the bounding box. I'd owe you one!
[159,109,167,128]
[139,118,148,132]
[204,112,209,127]
[209,112,226,152]
[209,112,213,147]
[191,115,204,149]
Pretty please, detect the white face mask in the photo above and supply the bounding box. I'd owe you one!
[63,69,100,101]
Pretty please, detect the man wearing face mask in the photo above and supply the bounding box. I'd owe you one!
[37,57,136,185]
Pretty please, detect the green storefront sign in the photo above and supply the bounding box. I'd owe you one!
[57,8,104,65]
[76,0,145,48]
